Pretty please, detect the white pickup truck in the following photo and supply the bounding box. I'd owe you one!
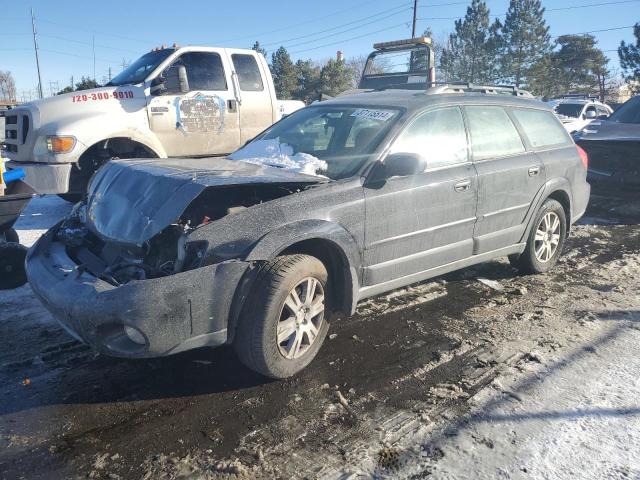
[2,46,303,198]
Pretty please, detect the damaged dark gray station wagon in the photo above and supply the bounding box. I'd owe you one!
[27,85,590,378]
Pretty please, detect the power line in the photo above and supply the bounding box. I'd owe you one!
[37,33,141,54]
[417,0,640,20]
[289,22,410,55]
[263,3,411,48]
[269,6,412,49]
[219,0,405,43]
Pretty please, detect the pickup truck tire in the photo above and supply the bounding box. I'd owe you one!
[234,254,329,379]
[0,243,28,289]
[510,198,567,274]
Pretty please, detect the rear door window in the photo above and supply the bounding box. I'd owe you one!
[511,108,572,149]
[465,106,525,161]
[391,107,468,169]
[231,54,264,91]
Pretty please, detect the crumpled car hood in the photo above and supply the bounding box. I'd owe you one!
[577,120,640,141]
[85,157,324,245]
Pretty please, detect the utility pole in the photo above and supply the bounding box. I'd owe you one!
[31,8,44,99]
[412,0,418,37]
[92,35,96,81]
[70,75,74,91]
[108,66,112,82]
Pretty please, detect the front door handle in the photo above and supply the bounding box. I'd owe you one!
[454,179,471,192]
[528,166,541,176]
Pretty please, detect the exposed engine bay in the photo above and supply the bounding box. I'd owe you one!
[56,183,307,286]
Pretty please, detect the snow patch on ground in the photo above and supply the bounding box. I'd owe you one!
[229,138,328,177]
[12,195,72,248]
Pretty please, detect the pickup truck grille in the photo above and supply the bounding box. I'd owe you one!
[2,111,29,154]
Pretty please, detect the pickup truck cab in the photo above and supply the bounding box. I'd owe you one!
[2,46,303,197]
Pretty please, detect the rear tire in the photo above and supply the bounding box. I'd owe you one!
[510,198,567,274]
[2,227,19,244]
[234,254,329,379]
[0,243,28,289]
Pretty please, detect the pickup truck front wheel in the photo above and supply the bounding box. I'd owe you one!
[234,254,329,379]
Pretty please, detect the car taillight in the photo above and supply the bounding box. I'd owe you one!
[577,145,588,169]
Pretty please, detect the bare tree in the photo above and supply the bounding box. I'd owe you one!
[0,71,17,101]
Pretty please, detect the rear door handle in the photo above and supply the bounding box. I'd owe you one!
[454,179,471,192]
[528,166,541,176]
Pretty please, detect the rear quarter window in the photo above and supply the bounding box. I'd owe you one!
[511,108,572,149]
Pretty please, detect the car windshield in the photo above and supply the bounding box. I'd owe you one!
[236,105,401,180]
[608,96,640,124]
[554,103,583,118]
[107,49,175,86]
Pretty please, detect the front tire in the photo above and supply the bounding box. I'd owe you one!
[0,243,28,289]
[234,254,329,379]
[510,198,567,274]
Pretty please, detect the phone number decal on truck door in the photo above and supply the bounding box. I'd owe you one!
[72,91,134,102]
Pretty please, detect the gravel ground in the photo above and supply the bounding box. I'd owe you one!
[0,187,638,479]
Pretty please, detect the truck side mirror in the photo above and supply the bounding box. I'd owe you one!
[177,65,189,94]
[151,65,189,95]
[584,110,597,120]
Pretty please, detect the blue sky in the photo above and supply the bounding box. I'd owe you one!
[2,0,638,98]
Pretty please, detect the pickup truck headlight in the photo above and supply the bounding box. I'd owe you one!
[46,135,76,153]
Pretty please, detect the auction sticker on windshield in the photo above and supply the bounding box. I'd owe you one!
[350,108,395,121]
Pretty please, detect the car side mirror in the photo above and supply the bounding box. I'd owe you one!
[384,152,426,178]
[151,65,189,95]
[584,110,597,119]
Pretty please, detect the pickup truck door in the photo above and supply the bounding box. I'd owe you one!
[147,50,241,157]
[225,49,276,143]
[363,106,478,287]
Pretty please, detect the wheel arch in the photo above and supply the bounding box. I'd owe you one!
[244,220,362,316]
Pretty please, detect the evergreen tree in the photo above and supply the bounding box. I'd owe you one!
[294,59,321,104]
[251,41,268,59]
[528,35,610,99]
[554,34,609,94]
[618,23,640,93]
[439,0,502,84]
[318,58,353,97]
[499,0,551,88]
[75,76,99,91]
[271,47,297,99]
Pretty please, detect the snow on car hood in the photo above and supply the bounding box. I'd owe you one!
[229,139,328,177]
[84,157,324,245]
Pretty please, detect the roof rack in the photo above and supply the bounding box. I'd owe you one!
[559,93,598,100]
[426,83,534,98]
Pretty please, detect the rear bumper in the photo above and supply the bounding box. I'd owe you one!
[6,161,72,194]
[578,139,640,189]
[27,226,251,358]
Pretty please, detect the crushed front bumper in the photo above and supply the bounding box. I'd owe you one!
[26,227,251,358]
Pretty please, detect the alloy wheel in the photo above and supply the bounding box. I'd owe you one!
[534,211,561,263]
[277,277,325,359]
